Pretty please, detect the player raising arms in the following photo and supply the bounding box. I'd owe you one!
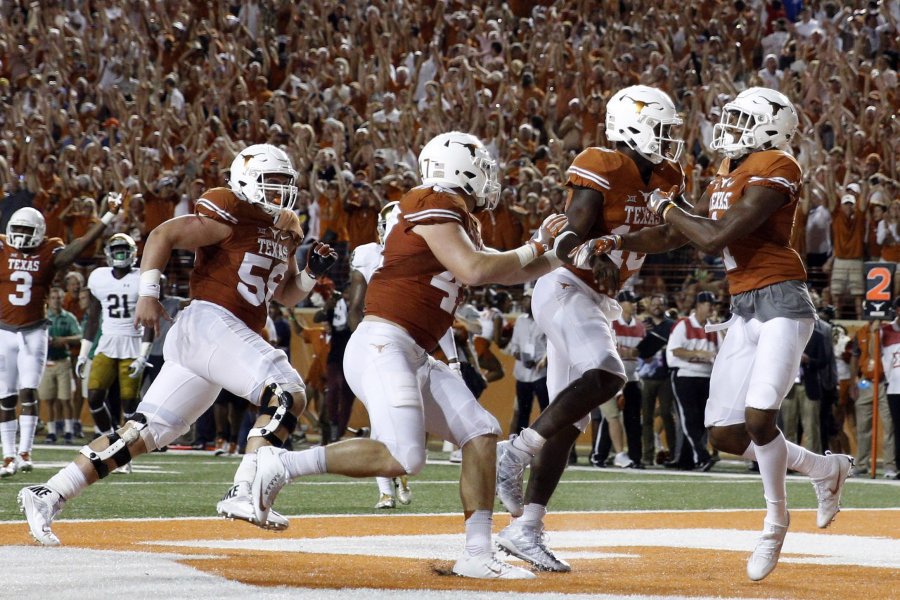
[583,88,853,581]
[18,145,337,545]
[250,132,567,579]
[494,85,686,572]
[1,197,121,478]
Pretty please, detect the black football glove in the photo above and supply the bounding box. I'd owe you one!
[306,242,338,278]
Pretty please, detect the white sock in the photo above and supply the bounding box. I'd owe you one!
[64,419,75,435]
[47,463,89,501]
[376,476,394,495]
[518,503,547,528]
[743,440,831,480]
[18,414,38,453]
[281,446,327,479]
[1,419,17,458]
[233,453,257,486]
[464,509,493,556]
[48,421,58,435]
[513,427,546,456]
[754,433,789,526]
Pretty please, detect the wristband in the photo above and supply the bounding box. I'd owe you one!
[139,341,153,359]
[101,211,116,225]
[296,269,317,293]
[661,202,676,221]
[78,339,92,360]
[139,269,162,298]
[513,240,543,267]
[610,234,623,250]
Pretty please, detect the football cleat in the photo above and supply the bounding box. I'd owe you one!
[213,438,227,456]
[111,462,131,475]
[496,438,531,517]
[397,476,412,505]
[17,452,33,472]
[811,452,853,528]
[375,493,396,509]
[18,485,65,546]
[747,513,789,581]
[497,521,571,572]
[449,448,463,463]
[451,552,535,579]
[1,456,18,478]
[216,481,289,531]
[252,446,290,527]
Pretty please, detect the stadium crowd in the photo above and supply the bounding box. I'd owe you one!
[0,0,897,476]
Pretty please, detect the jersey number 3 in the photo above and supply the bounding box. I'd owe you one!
[8,271,32,306]
[238,252,288,307]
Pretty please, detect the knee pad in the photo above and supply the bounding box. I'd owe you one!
[396,446,426,476]
[248,383,300,447]
[0,395,17,412]
[80,414,147,478]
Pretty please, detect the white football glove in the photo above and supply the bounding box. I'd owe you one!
[75,339,91,379]
[569,235,622,269]
[128,342,153,379]
[448,360,463,378]
[646,186,680,218]
[531,213,569,250]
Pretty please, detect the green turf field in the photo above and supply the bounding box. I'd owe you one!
[1,446,896,522]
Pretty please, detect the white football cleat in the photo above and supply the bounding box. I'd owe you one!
[1,456,18,478]
[496,438,531,517]
[375,493,396,509]
[747,513,789,581]
[613,451,634,469]
[497,521,571,572]
[397,476,412,505]
[111,462,132,475]
[216,481,289,531]
[452,552,535,579]
[18,485,65,546]
[17,452,33,472]
[449,449,463,463]
[812,452,853,528]
[252,446,289,527]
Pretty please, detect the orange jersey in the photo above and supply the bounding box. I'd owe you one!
[365,185,482,351]
[706,150,805,294]
[191,188,301,334]
[565,147,684,291]
[0,235,64,328]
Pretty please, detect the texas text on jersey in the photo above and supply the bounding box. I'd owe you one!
[192,188,302,334]
[565,147,684,292]
[365,185,482,352]
[706,149,805,294]
[0,235,65,328]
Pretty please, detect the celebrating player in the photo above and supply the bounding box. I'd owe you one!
[494,85,686,572]
[18,144,336,545]
[249,131,567,579]
[583,87,853,580]
[1,196,121,478]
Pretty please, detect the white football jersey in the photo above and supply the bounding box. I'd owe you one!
[350,242,383,284]
[88,267,143,338]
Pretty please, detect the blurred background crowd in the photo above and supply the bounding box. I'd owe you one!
[0,0,897,471]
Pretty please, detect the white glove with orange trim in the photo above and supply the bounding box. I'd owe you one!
[647,186,680,219]
[569,235,622,269]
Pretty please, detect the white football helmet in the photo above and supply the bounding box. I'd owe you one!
[711,87,798,159]
[229,144,299,216]
[104,233,138,268]
[606,85,684,164]
[6,207,46,250]
[376,201,400,245]
[418,132,500,210]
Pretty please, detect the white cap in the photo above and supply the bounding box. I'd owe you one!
[846,183,862,195]
[841,194,856,205]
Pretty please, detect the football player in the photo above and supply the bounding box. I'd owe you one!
[249,131,568,579]
[0,197,121,478]
[494,85,686,572]
[588,87,853,580]
[18,144,337,545]
[346,201,412,509]
[76,234,151,473]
